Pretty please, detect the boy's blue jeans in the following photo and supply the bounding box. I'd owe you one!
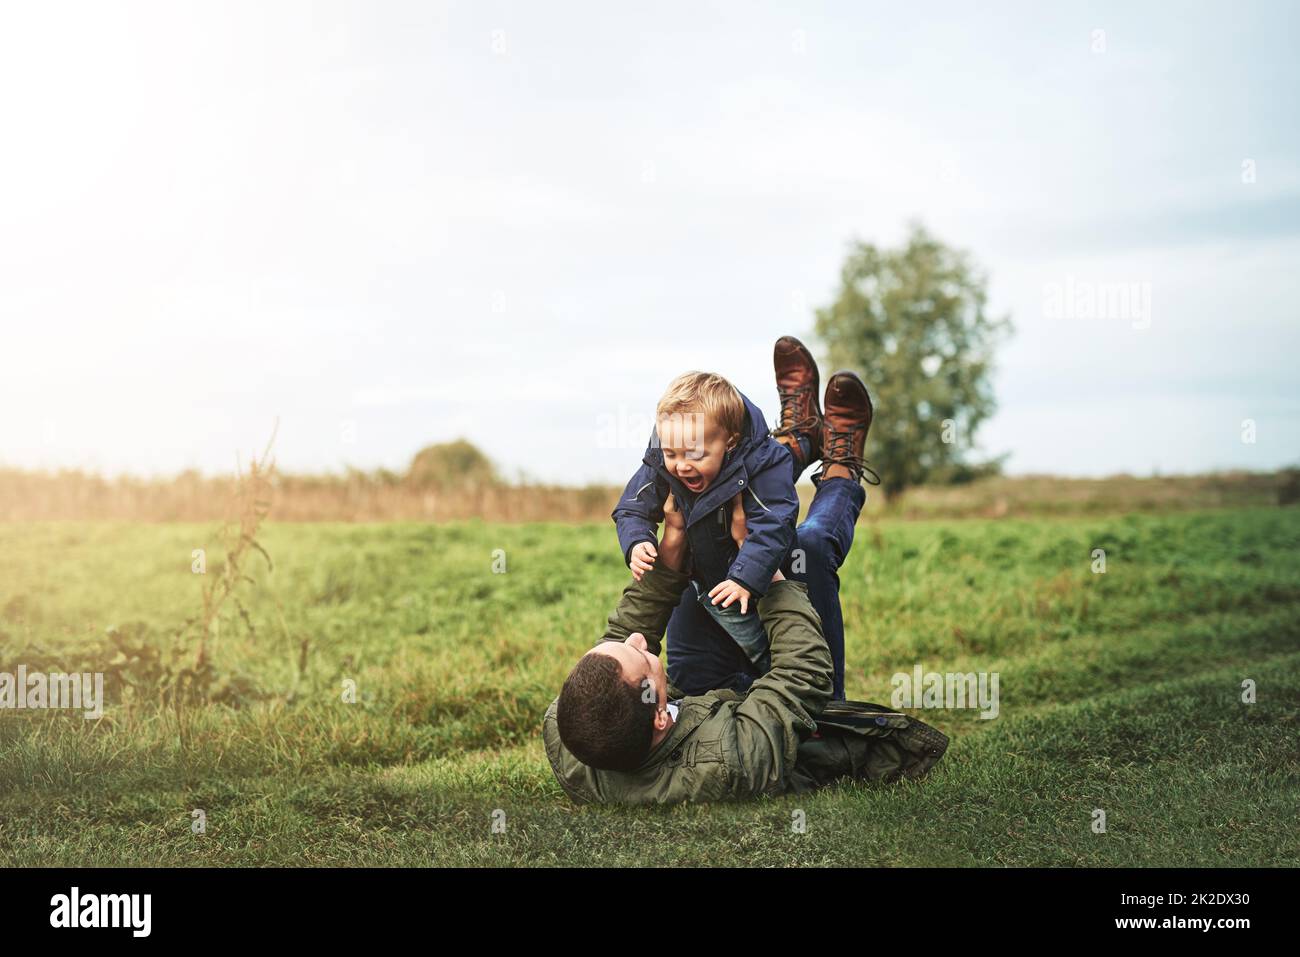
[690,580,772,674]
[666,472,865,700]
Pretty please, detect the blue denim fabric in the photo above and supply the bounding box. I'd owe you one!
[666,471,865,700]
[691,580,771,673]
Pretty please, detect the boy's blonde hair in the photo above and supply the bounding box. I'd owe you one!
[656,372,745,448]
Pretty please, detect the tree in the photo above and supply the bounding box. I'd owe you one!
[814,223,1011,498]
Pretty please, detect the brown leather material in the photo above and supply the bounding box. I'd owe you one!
[817,370,880,486]
[771,335,823,468]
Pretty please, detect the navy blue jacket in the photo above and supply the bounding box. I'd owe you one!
[612,392,800,599]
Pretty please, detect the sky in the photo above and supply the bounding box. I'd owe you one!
[1,0,1297,483]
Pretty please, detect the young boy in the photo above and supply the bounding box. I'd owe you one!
[612,370,801,672]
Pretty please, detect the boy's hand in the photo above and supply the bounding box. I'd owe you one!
[629,541,658,580]
[708,578,752,614]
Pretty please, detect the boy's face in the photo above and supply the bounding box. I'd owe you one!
[657,412,735,494]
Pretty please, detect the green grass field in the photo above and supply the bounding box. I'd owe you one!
[1,508,1297,866]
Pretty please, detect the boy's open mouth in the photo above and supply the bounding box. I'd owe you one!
[680,474,705,491]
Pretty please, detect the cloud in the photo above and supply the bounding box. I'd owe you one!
[0,2,1297,480]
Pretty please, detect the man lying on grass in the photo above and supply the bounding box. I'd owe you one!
[542,344,948,804]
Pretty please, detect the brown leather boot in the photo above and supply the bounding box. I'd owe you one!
[815,370,881,486]
[772,335,822,470]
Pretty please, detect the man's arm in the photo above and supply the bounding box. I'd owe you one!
[729,580,833,795]
[599,496,689,655]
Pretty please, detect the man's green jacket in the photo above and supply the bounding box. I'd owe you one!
[542,565,948,805]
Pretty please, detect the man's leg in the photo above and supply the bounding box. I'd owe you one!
[787,368,877,701]
[789,474,865,700]
[787,435,813,484]
[665,584,761,697]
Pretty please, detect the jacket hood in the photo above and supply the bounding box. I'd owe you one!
[736,391,771,451]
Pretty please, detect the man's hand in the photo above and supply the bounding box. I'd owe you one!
[722,491,783,587]
[629,541,657,580]
[728,492,746,550]
[662,491,685,532]
[708,578,753,614]
[657,493,687,572]
[708,494,756,609]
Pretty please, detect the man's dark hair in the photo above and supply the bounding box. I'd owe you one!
[557,653,656,771]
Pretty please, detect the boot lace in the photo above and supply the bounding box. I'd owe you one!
[772,386,818,438]
[820,426,882,486]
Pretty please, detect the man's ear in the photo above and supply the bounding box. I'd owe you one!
[653,705,672,733]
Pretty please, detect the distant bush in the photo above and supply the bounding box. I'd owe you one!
[407,439,498,489]
[1278,468,1300,506]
